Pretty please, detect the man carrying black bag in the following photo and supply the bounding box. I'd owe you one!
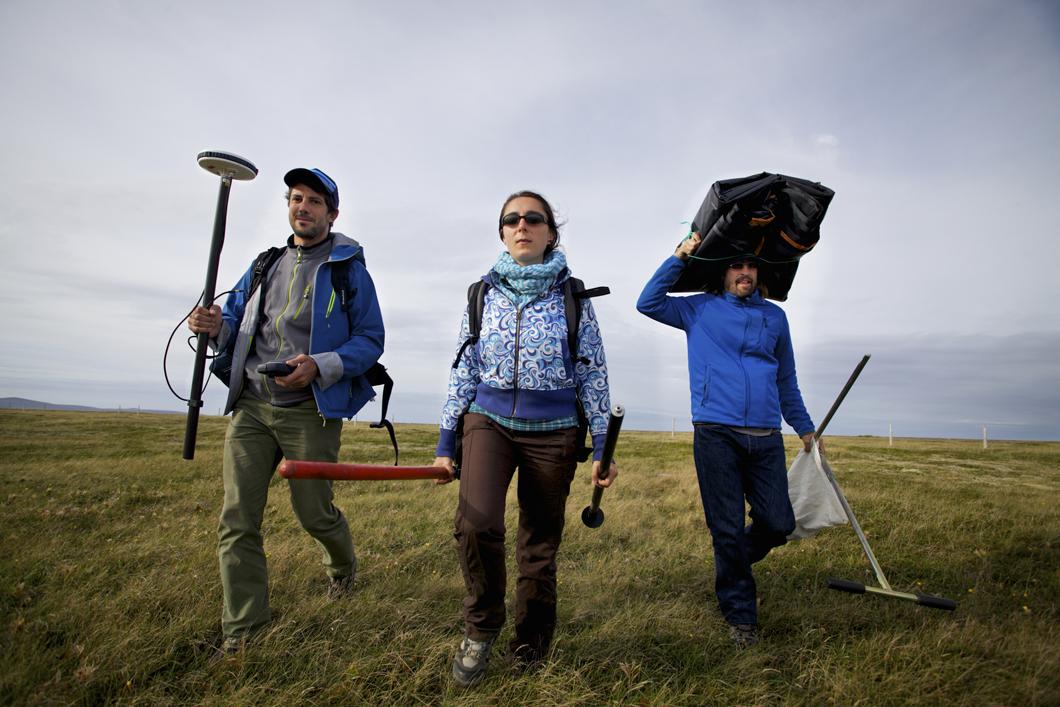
[637,229,819,650]
[187,167,384,660]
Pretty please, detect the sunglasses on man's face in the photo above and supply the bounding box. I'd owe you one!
[728,261,758,270]
[501,211,547,228]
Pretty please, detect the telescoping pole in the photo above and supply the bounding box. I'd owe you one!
[182,151,257,460]
[581,405,624,529]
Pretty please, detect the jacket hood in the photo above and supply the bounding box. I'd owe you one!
[328,232,363,261]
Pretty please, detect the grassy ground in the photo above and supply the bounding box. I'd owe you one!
[0,410,1057,705]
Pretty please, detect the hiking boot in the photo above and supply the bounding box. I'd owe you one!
[208,635,246,665]
[327,574,355,600]
[451,634,496,687]
[729,623,759,649]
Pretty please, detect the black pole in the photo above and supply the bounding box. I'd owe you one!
[182,177,232,460]
[814,354,870,440]
[581,405,625,529]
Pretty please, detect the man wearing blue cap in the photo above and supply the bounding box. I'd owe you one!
[188,167,385,660]
[636,231,817,649]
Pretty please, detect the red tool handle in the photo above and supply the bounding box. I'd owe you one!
[278,460,449,481]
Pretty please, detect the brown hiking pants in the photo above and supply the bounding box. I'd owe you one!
[454,413,579,656]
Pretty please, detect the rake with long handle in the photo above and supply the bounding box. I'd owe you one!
[817,355,957,611]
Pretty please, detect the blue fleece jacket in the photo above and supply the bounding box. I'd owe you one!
[636,256,814,436]
[215,234,385,419]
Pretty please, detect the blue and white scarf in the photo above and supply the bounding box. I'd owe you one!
[491,249,567,307]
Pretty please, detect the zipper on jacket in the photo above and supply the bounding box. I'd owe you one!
[273,248,304,356]
[739,301,751,426]
[326,289,337,319]
[510,304,524,416]
[292,283,311,319]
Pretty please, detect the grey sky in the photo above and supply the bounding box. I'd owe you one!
[1,0,1058,440]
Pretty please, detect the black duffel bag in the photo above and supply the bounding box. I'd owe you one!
[670,172,834,301]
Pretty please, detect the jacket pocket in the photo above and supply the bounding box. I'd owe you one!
[758,316,780,355]
[699,365,712,405]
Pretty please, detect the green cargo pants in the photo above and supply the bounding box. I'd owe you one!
[218,393,356,638]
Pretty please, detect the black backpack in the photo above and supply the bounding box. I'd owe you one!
[450,277,609,474]
[210,246,399,464]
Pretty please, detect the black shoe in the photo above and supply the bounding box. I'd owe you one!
[505,642,545,676]
[451,634,496,687]
[327,574,355,600]
[729,623,759,649]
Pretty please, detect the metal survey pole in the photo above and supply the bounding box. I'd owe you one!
[182,151,258,460]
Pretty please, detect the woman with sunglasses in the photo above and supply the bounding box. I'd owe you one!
[433,190,616,687]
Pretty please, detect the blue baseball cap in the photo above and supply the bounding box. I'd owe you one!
[284,167,339,210]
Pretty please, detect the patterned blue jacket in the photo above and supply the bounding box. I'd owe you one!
[436,268,611,460]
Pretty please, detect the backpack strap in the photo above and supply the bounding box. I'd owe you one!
[364,362,399,465]
[565,277,610,462]
[452,280,489,369]
[564,278,610,366]
[329,251,365,313]
[209,247,284,386]
[250,247,285,316]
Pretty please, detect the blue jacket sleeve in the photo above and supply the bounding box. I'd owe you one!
[774,311,815,437]
[310,259,385,394]
[574,298,611,461]
[215,264,255,353]
[436,305,478,457]
[636,256,693,330]
[331,261,385,381]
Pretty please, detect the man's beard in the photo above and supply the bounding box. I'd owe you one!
[294,220,327,240]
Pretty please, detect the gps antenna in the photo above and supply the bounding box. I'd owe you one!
[182,151,258,460]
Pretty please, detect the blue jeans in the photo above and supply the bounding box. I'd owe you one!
[692,424,795,626]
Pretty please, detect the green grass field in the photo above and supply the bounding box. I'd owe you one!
[1,410,1057,705]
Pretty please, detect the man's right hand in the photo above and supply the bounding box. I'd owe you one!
[432,456,455,485]
[188,305,222,339]
[674,231,702,260]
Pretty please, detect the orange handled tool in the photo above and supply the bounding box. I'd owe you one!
[278,460,450,481]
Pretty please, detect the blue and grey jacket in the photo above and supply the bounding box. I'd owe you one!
[636,255,814,436]
[436,268,611,460]
[214,233,385,419]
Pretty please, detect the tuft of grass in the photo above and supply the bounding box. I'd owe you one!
[1,410,1057,705]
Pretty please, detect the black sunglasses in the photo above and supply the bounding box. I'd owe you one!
[728,260,758,270]
[500,211,547,227]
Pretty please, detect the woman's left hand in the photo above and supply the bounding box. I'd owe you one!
[592,460,618,488]
[432,456,455,485]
